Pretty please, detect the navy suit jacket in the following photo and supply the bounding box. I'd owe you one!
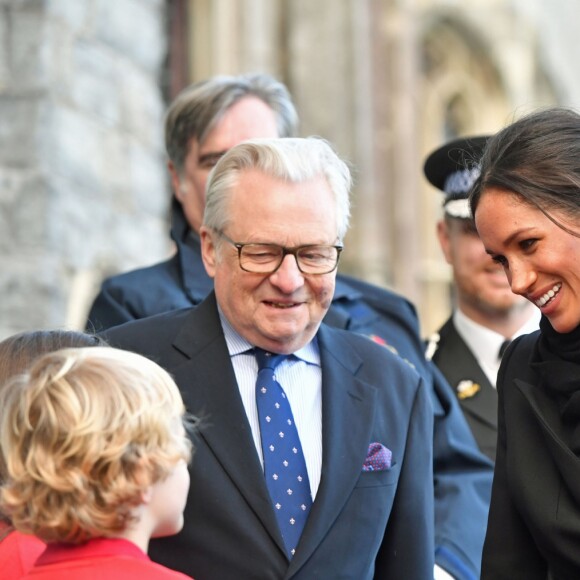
[87,205,493,579]
[431,317,498,462]
[102,293,434,580]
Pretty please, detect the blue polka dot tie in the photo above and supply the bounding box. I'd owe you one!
[255,348,312,558]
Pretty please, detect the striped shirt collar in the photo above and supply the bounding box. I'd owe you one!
[217,306,320,366]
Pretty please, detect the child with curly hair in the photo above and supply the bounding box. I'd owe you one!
[0,345,195,579]
[0,330,107,578]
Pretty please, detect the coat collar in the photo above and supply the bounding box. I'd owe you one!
[516,379,580,506]
[170,199,214,302]
[323,276,376,330]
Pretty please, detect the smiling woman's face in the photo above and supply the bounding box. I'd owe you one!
[475,187,580,334]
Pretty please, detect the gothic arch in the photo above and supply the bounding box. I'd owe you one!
[421,14,509,151]
[417,13,511,333]
[416,10,558,333]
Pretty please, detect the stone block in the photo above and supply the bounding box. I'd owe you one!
[94,0,167,73]
[0,168,50,252]
[45,0,89,31]
[117,62,166,145]
[0,95,43,163]
[69,39,121,126]
[0,256,66,339]
[39,102,107,190]
[0,12,8,91]
[126,139,168,215]
[7,6,48,91]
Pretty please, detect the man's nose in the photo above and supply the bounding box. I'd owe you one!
[269,254,305,292]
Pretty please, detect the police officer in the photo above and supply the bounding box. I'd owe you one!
[424,136,540,462]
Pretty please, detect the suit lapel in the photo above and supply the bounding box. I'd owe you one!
[288,326,378,575]
[170,295,286,553]
[434,319,497,429]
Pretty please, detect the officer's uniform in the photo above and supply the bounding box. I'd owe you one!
[427,309,539,461]
[424,136,539,462]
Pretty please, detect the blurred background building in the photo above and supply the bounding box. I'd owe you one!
[0,0,577,339]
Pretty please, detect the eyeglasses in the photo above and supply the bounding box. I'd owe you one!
[215,230,343,275]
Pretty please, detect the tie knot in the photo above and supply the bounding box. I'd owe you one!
[498,339,511,360]
[255,348,289,371]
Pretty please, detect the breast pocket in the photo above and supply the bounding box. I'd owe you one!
[355,462,399,488]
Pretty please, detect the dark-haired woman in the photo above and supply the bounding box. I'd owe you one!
[471,107,580,579]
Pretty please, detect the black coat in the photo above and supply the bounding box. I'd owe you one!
[431,318,498,462]
[482,330,580,579]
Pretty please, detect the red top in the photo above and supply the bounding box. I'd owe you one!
[0,523,46,580]
[22,537,192,579]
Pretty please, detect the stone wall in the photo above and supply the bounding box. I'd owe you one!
[2,0,579,340]
[0,0,169,339]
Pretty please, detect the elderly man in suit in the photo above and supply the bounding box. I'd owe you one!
[424,136,540,461]
[102,137,434,579]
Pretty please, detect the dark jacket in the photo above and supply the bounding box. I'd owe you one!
[482,330,580,579]
[431,317,498,461]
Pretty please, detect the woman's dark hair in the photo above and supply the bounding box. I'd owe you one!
[470,107,580,232]
[0,330,106,386]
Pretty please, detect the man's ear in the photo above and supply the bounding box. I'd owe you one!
[436,219,453,265]
[168,161,185,202]
[200,227,217,278]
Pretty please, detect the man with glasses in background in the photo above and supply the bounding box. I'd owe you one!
[424,136,540,462]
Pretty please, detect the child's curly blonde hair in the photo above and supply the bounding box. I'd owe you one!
[0,346,193,544]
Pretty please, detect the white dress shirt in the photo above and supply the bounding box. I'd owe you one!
[219,311,323,500]
[454,307,541,387]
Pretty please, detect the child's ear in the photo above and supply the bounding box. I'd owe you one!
[140,485,154,505]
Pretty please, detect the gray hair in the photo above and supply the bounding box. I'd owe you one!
[165,73,298,173]
[204,137,352,241]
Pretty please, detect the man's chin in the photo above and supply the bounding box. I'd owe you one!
[257,322,319,353]
[477,294,529,315]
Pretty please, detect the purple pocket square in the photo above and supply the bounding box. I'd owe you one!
[362,442,392,472]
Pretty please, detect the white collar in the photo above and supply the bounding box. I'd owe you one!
[218,306,320,365]
[453,307,540,387]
